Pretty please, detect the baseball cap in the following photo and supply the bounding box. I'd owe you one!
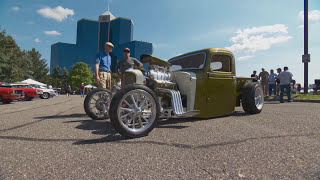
[123,48,130,52]
[105,42,114,47]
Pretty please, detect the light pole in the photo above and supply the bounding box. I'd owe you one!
[302,0,310,94]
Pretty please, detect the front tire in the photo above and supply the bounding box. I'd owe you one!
[109,85,160,138]
[41,93,50,99]
[241,82,264,114]
[84,89,111,120]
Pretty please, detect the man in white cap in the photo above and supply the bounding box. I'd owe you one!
[95,42,114,90]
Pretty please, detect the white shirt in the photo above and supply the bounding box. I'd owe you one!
[278,70,293,85]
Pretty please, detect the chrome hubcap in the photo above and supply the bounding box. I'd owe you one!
[255,88,264,110]
[117,89,156,133]
[89,91,111,117]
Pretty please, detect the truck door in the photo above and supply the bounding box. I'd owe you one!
[206,54,237,116]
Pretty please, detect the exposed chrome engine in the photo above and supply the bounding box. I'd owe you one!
[146,65,171,83]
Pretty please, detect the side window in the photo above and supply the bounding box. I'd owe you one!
[210,55,232,72]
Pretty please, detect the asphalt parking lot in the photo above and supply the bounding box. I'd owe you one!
[0,95,320,179]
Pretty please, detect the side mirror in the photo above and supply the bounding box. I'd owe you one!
[210,62,222,71]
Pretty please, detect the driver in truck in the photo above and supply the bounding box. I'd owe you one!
[115,48,143,83]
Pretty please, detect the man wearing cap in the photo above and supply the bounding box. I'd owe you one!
[259,68,269,95]
[115,48,143,82]
[95,42,114,90]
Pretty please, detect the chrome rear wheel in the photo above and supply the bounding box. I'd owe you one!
[84,89,112,120]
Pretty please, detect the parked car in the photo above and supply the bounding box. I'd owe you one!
[84,48,264,138]
[29,84,55,99]
[52,88,61,95]
[0,82,25,103]
[10,83,43,101]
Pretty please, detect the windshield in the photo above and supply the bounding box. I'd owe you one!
[0,82,12,87]
[169,52,206,71]
[30,84,40,88]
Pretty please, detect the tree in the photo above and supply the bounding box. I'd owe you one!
[27,48,49,83]
[68,62,93,92]
[0,27,50,83]
[49,65,62,88]
[0,29,23,82]
[53,65,61,78]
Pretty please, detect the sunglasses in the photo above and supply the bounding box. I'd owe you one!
[123,50,130,53]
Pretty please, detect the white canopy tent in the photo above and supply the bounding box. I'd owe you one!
[20,78,47,87]
[84,84,97,89]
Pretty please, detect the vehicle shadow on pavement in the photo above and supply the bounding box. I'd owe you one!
[63,118,128,145]
[70,111,258,145]
[35,113,87,119]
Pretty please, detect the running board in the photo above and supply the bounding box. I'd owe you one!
[157,88,200,118]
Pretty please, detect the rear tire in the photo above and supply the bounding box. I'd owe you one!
[241,82,264,114]
[84,89,112,120]
[3,99,12,104]
[109,85,160,138]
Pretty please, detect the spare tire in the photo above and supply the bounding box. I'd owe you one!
[241,82,264,114]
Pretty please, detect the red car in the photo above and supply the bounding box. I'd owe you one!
[10,83,43,101]
[0,82,25,103]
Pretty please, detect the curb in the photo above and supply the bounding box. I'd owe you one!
[264,98,320,103]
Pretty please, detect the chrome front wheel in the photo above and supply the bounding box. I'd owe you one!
[109,85,160,138]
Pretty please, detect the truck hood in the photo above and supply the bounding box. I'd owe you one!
[140,54,171,68]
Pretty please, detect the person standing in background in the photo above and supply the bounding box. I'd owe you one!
[259,68,269,95]
[65,83,71,97]
[276,68,282,96]
[80,83,85,98]
[278,66,293,103]
[268,69,277,96]
[251,70,258,82]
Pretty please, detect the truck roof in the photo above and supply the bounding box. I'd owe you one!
[168,48,234,61]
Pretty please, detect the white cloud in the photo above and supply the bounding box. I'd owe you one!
[238,55,254,61]
[225,24,292,52]
[44,30,61,35]
[37,6,74,22]
[298,24,304,29]
[299,10,320,21]
[34,38,41,43]
[12,6,20,11]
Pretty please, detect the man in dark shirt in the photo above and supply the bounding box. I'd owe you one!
[115,48,143,81]
[251,70,258,82]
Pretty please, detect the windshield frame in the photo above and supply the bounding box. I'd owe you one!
[168,52,207,70]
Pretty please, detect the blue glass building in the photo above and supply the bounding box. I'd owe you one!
[50,11,153,73]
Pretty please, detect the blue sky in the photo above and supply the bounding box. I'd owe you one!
[0,0,319,84]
